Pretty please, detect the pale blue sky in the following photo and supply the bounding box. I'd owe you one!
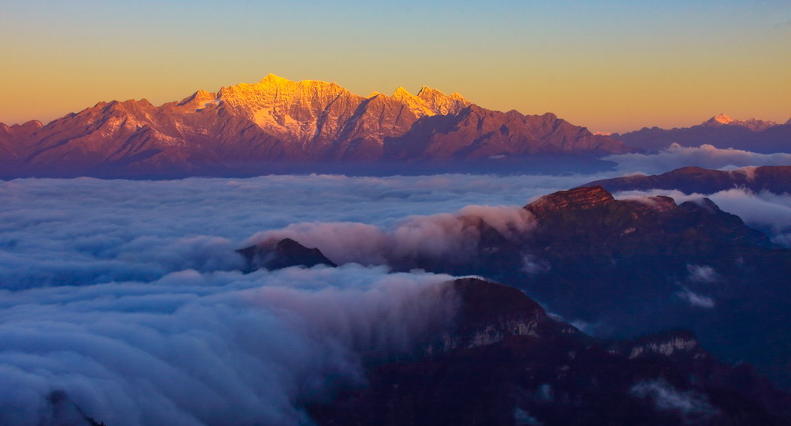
[1,0,789,131]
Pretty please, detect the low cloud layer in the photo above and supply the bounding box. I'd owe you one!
[0,174,588,425]
[2,172,789,424]
[249,205,535,266]
[0,265,455,425]
[606,143,791,174]
[0,174,598,290]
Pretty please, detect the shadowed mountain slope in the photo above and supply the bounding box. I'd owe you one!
[309,277,791,426]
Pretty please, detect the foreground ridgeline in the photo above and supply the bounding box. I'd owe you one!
[312,278,791,425]
[242,185,791,395]
[59,276,791,425]
[0,74,628,178]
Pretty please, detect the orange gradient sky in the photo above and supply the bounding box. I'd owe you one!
[1,0,789,133]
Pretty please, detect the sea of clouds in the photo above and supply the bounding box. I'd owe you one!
[0,265,456,425]
[0,174,596,289]
[1,144,790,425]
[605,143,791,174]
[1,173,596,425]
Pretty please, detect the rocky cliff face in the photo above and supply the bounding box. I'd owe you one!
[525,185,616,214]
[522,186,771,258]
[0,75,628,177]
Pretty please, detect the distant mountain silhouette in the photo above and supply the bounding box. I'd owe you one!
[586,166,791,194]
[0,74,627,178]
[616,114,791,153]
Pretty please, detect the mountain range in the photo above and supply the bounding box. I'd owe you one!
[0,74,628,177]
[616,113,791,153]
[2,75,789,177]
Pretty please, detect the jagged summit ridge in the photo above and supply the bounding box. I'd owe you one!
[174,74,473,146]
[702,113,777,131]
[0,74,629,177]
[710,113,734,125]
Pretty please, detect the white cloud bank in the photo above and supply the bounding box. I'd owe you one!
[248,205,535,266]
[0,265,455,425]
[606,143,791,174]
[0,174,597,290]
[0,174,588,425]
[2,172,790,424]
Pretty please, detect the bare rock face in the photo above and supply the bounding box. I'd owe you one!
[617,330,700,360]
[413,86,467,114]
[0,75,630,177]
[525,186,615,215]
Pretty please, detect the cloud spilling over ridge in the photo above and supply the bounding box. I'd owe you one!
[4,171,788,290]
[247,205,535,266]
[1,175,586,289]
[0,265,456,426]
[614,188,791,246]
[605,143,791,174]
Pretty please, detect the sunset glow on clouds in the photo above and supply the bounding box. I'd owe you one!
[1,0,789,132]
